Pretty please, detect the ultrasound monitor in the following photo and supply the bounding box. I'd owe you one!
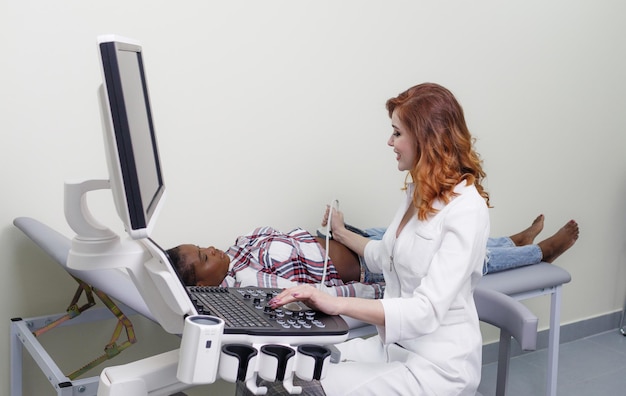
[64,35,188,334]
[64,35,166,243]
[98,35,166,240]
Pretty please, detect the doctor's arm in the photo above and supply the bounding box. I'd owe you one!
[324,208,371,257]
[270,284,385,326]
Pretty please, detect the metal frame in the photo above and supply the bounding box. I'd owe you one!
[10,307,133,396]
[508,284,563,396]
[619,302,626,336]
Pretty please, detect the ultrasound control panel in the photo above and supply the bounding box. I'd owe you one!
[186,286,349,340]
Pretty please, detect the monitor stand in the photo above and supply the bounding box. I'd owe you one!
[63,179,191,335]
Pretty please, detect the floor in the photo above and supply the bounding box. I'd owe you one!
[477,329,626,395]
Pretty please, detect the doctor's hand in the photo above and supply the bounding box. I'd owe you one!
[271,285,386,326]
[269,284,342,316]
[321,206,346,236]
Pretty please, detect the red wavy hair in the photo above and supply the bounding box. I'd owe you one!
[386,83,490,220]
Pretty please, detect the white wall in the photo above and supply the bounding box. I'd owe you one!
[2,1,625,394]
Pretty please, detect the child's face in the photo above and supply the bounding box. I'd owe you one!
[176,244,231,286]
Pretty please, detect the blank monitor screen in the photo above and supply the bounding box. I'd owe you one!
[99,36,165,238]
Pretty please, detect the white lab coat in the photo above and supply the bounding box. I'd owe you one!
[321,181,490,395]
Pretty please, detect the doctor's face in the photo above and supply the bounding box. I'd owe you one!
[176,244,230,286]
[388,110,417,172]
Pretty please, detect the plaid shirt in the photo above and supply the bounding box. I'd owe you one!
[220,226,384,299]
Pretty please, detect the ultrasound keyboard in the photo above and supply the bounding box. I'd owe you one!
[186,286,349,344]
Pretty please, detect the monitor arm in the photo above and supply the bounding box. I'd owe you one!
[64,179,192,335]
[64,179,118,244]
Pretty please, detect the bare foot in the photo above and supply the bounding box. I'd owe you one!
[510,214,545,246]
[537,220,579,263]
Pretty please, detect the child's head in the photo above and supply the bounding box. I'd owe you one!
[167,245,230,286]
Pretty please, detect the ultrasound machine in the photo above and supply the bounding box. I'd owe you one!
[62,35,349,395]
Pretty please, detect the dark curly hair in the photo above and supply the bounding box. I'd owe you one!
[166,246,197,285]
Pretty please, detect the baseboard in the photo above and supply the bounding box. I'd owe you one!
[482,310,624,364]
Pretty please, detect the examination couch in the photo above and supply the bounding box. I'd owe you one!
[11,217,550,396]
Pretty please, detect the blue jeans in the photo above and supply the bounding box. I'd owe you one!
[359,228,542,279]
[484,237,542,274]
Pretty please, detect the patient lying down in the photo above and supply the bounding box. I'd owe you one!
[166,226,385,299]
[166,214,578,300]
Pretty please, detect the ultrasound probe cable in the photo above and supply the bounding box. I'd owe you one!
[319,199,339,290]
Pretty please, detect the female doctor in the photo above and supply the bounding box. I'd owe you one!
[270,82,491,395]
